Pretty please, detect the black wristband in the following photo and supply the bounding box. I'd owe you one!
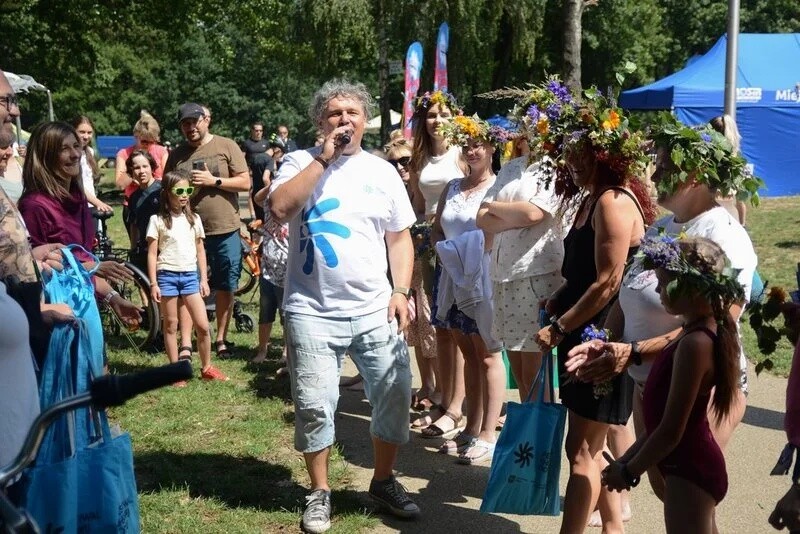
[314,155,330,170]
[621,463,641,487]
[630,341,643,366]
[549,317,567,337]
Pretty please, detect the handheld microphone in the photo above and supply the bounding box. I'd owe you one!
[336,131,352,146]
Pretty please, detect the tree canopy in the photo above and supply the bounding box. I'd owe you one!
[2,0,798,146]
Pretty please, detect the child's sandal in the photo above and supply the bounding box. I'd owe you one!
[178,346,193,362]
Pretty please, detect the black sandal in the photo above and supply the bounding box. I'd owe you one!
[216,340,233,359]
[178,345,193,361]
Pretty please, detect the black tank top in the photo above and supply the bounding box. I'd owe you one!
[559,187,645,315]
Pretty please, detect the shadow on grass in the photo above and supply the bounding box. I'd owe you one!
[742,405,784,431]
[775,240,800,250]
[246,358,293,402]
[135,450,367,514]
[109,358,164,375]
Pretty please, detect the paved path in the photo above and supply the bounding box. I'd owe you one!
[334,355,790,533]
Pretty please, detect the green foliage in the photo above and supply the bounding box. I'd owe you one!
[2,0,799,146]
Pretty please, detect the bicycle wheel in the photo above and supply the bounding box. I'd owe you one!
[100,261,161,352]
[235,260,258,296]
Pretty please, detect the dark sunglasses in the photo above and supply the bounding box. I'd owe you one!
[389,156,411,168]
[171,186,195,196]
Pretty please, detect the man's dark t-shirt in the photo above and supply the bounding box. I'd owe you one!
[250,153,274,221]
[241,138,269,165]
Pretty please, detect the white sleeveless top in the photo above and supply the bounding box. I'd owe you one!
[440,177,496,240]
[418,146,464,216]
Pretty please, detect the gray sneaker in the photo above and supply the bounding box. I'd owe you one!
[302,489,331,533]
[368,476,421,519]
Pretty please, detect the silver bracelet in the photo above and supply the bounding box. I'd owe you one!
[103,290,119,304]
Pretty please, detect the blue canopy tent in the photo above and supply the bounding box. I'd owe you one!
[620,33,800,196]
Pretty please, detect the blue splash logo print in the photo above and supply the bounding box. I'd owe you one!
[300,198,351,274]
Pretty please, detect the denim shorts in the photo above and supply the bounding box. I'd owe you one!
[259,278,284,324]
[284,308,412,453]
[205,230,242,291]
[157,270,199,297]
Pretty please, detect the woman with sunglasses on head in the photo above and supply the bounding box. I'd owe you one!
[385,130,440,412]
[408,91,470,437]
[115,110,169,240]
[147,169,225,384]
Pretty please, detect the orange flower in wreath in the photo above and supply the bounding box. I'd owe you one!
[602,110,620,131]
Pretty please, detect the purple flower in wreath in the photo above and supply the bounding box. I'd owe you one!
[526,105,541,123]
[545,103,562,122]
[640,235,683,271]
[547,80,573,104]
[700,132,712,143]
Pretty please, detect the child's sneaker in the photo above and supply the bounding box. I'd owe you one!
[201,365,229,381]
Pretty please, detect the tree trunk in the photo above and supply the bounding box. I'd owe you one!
[563,0,584,92]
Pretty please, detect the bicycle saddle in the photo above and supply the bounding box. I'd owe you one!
[92,209,114,221]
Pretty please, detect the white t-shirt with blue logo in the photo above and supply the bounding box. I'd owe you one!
[271,148,416,317]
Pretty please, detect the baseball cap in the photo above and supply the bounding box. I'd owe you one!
[177,103,205,122]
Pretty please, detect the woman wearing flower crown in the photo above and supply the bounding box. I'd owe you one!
[564,115,760,518]
[408,90,469,437]
[429,115,505,463]
[602,235,744,533]
[476,78,571,405]
[533,92,657,533]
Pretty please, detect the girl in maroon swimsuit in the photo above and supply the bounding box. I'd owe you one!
[601,235,745,534]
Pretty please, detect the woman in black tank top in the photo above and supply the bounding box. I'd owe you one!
[534,139,657,533]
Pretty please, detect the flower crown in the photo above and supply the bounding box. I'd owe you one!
[563,87,649,180]
[637,232,745,319]
[511,76,580,159]
[438,114,509,148]
[650,113,763,205]
[415,90,461,114]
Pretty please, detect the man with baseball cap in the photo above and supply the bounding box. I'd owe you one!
[165,102,249,364]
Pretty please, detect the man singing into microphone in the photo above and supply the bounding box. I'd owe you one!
[269,79,419,533]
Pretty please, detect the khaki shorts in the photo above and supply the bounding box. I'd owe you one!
[492,271,564,352]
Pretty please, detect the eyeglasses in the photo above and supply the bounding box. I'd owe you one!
[171,186,195,196]
[389,156,411,168]
[0,94,19,111]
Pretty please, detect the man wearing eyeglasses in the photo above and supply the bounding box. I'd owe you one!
[0,73,19,135]
[164,102,250,359]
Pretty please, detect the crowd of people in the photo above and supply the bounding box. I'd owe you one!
[2,64,800,534]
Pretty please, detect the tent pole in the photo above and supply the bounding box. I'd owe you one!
[724,0,741,119]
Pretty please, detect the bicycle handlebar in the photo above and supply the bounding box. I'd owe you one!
[0,361,193,495]
[90,360,192,408]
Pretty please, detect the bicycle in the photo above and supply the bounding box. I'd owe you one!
[92,210,161,352]
[236,217,261,297]
[0,361,192,533]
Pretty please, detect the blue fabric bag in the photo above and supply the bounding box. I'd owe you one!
[42,245,104,374]
[480,350,567,515]
[21,320,140,533]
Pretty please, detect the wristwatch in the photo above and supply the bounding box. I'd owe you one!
[215,178,223,187]
[630,341,643,366]
[392,287,412,298]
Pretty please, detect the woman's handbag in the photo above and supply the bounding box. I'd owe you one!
[480,350,566,515]
[20,320,140,533]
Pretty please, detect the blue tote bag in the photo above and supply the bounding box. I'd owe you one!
[480,350,566,515]
[21,321,140,533]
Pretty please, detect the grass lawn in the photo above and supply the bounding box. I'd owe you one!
[96,172,378,533]
[98,161,800,532]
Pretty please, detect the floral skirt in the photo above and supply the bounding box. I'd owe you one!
[430,263,480,336]
[406,258,437,358]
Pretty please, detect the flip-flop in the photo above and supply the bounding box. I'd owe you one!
[457,439,496,465]
[178,345,193,362]
[420,411,463,439]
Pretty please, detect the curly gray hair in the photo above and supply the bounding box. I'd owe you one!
[309,79,375,125]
